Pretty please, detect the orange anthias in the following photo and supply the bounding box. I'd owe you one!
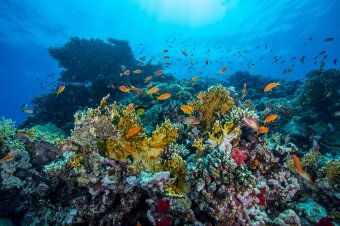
[147,87,159,95]
[155,70,162,76]
[264,82,281,92]
[263,114,278,125]
[192,76,199,81]
[119,85,130,93]
[126,126,141,137]
[219,66,227,74]
[55,85,65,95]
[181,105,193,114]
[257,126,269,134]
[0,154,16,163]
[157,93,171,100]
[197,93,205,99]
[292,155,302,173]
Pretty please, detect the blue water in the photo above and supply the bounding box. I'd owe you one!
[0,0,339,124]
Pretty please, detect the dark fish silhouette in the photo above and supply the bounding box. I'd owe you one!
[291,57,296,61]
[300,56,305,64]
[308,37,313,40]
[320,60,325,69]
[334,58,338,65]
[324,37,334,42]
[319,50,326,56]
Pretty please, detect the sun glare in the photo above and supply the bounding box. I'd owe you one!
[131,0,235,27]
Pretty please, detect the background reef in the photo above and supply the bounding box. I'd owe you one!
[1,37,340,226]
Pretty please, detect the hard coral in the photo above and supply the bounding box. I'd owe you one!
[71,97,178,174]
[324,160,340,187]
[189,85,234,129]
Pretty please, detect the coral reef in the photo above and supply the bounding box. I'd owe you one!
[1,37,340,226]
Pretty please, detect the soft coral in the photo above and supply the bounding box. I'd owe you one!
[231,148,247,165]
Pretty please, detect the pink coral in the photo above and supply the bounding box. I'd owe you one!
[231,148,247,165]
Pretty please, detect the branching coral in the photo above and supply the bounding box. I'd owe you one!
[0,117,25,152]
[189,85,234,129]
[188,147,265,224]
[71,97,178,174]
[163,153,187,196]
[324,160,340,187]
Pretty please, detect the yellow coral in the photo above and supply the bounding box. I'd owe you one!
[69,153,84,172]
[189,85,234,129]
[163,154,187,195]
[325,160,340,186]
[193,138,204,159]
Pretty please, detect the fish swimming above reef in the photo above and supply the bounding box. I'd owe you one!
[147,87,159,94]
[181,105,193,114]
[55,85,65,95]
[264,82,281,92]
[243,116,259,131]
[126,126,141,138]
[119,85,130,93]
[157,93,171,100]
[263,114,278,125]
[0,154,16,163]
[292,155,316,185]
[182,116,200,126]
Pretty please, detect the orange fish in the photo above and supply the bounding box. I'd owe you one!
[219,66,227,74]
[133,69,142,74]
[145,76,152,82]
[157,93,171,100]
[292,155,302,173]
[163,49,168,53]
[163,56,170,59]
[130,86,145,94]
[264,82,281,92]
[111,84,115,89]
[126,103,134,112]
[192,76,199,81]
[126,126,141,137]
[0,154,16,163]
[197,93,205,99]
[124,146,136,152]
[155,70,162,76]
[55,85,65,95]
[123,70,131,76]
[181,50,188,56]
[119,85,130,93]
[152,142,167,148]
[146,83,153,88]
[24,109,34,114]
[149,155,157,160]
[254,159,260,167]
[181,105,193,114]
[263,114,278,124]
[257,126,269,134]
[243,83,247,95]
[147,87,159,94]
